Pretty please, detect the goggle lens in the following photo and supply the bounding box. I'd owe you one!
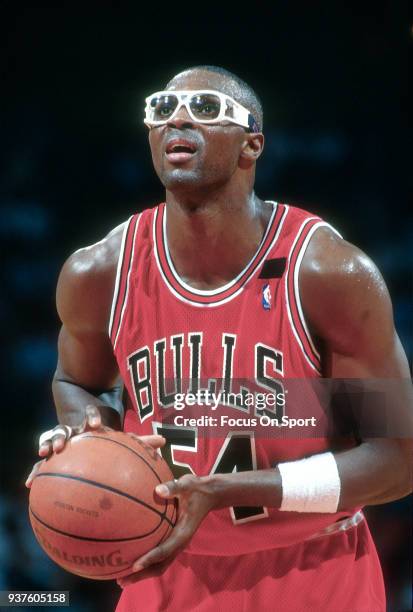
[189,94,221,119]
[150,93,222,122]
[150,95,179,120]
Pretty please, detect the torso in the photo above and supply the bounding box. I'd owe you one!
[108,202,359,555]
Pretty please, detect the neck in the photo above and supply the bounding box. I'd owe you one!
[164,185,273,290]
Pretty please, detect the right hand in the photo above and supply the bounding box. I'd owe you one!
[25,405,165,488]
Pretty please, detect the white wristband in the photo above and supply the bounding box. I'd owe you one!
[278,452,341,513]
[39,425,73,447]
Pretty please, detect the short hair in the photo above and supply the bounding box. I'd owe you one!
[167,65,264,132]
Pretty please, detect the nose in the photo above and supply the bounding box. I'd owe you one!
[166,104,194,129]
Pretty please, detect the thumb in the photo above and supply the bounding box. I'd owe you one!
[155,479,179,498]
[82,405,102,432]
[71,405,101,435]
[25,460,44,489]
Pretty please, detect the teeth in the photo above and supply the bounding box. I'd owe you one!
[168,143,194,153]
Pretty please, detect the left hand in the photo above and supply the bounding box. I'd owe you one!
[117,473,216,587]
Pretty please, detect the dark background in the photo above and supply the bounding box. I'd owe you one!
[1,2,411,610]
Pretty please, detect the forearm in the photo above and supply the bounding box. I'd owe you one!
[131,440,411,577]
[201,440,412,513]
[207,468,282,509]
[52,376,123,430]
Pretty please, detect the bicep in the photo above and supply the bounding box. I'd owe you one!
[328,333,413,443]
[327,332,411,379]
[301,230,413,440]
[300,229,409,378]
[54,238,120,391]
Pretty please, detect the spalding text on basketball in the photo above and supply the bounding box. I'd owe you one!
[35,529,129,567]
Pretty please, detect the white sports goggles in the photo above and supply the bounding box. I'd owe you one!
[144,89,259,132]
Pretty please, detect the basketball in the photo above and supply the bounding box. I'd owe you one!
[29,431,177,580]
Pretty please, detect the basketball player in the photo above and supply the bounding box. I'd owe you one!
[26,66,412,611]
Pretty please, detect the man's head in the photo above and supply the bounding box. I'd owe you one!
[145,66,264,196]
[163,65,263,132]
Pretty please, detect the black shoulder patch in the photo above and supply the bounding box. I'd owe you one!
[258,258,287,279]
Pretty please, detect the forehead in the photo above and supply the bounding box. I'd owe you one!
[166,70,236,98]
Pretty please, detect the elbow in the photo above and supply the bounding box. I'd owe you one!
[364,439,413,505]
[398,465,413,499]
[386,447,413,502]
[397,441,413,499]
[393,477,412,501]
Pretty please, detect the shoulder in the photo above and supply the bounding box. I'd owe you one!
[56,221,127,334]
[299,226,394,357]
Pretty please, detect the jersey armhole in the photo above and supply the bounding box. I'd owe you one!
[285,220,342,373]
[108,214,141,348]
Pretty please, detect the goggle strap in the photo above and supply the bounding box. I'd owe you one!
[248,114,260,133]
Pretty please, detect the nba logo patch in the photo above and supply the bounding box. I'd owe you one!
[262,283,271,310]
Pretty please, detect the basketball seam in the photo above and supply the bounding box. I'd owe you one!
[33,472,174,528]
[29,506,172,541]
[77,434,165,484]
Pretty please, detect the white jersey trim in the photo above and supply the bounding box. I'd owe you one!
[108,216,133,339]
[294,222,342,359]
[154,203,288,308]
[113,213,142,349]
[162,201,278,296]
[285,220,342,372]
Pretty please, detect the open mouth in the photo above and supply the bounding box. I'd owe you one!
[165,139,198,163]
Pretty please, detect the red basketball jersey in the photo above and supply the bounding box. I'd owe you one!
[109,201,359,555]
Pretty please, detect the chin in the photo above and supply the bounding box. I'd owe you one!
[159,165,230,194]
[160,168,205,190]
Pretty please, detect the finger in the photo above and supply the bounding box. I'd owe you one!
[117,555,180,587]
[117,564,164,586]
[85,405,102,429]
[72,405,101,435]
[38,440,52,457]
[117,571,142,588]
[132,541,184,571]
[133,434,166,449]
[25,460,44,488]
[51,434,68,453]
[139,434,166,448]
[38,425,72,455]
[132,524,190,570]
[155,479,180,499]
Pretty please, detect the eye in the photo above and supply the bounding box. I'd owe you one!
[152,96,177,119]
[159,104,173,117]
[201,103,219,115]
[195,102,220,116]
[191,95,220,118]
[157,101,174,117]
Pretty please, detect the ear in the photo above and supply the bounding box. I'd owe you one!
[239,133,265,169]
